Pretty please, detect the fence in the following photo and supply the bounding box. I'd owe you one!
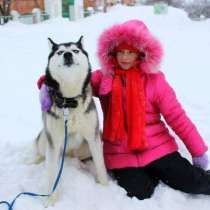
[0,11,49,25]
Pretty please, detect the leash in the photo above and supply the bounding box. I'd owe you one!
[0,108,69,210]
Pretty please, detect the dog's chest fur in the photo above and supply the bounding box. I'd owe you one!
[46,86,97,151]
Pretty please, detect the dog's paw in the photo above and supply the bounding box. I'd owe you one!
[44,193,59,208]
[24,155,45,165]
[97,175,109,186]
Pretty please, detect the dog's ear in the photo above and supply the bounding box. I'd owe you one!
[76,36,84,49]
[48,38,58,51]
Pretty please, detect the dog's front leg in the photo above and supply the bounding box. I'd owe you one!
[44,142,61,207]
[87,134,108,185]
[24,130,46,165]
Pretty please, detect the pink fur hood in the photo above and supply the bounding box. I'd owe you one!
[97,19,163,74]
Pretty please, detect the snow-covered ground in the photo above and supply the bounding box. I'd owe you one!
[0,4,210,210]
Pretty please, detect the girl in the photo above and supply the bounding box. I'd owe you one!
[38,20,210,199]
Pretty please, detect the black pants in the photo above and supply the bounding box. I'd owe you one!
[111,152,210,200]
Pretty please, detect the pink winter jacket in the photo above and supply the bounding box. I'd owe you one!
[91,20,208,169]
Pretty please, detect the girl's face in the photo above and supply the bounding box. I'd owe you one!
[116,49,138,70]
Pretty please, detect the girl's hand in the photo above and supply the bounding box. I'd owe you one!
[40,84,53,112]
[192,153,209,170]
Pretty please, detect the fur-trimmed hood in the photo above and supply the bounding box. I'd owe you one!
[97,19,163,74]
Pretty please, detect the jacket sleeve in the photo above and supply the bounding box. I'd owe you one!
[91,70,103,97]
[37,75,46,89]
[155,72,208,157]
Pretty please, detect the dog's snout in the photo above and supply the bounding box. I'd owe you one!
[64,52,72,59]
[63,52,73,66]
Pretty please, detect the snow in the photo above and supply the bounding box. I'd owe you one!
[0,4,210,210]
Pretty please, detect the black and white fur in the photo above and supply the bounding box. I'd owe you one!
[34,37,108,207]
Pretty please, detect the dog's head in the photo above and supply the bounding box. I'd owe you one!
[46,36,91,97]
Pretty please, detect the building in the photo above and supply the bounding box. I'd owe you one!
[0,0,103,14]
[0,0,44,14]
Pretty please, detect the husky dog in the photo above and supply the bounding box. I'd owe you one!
[34,37,108,207]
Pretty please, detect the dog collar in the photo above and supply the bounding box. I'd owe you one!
[49,88,80,109]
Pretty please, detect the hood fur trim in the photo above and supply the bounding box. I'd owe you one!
[97,20,163,74]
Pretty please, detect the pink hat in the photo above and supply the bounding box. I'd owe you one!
[115,42,139,53]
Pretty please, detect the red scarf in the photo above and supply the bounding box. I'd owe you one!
[103,67,147,151]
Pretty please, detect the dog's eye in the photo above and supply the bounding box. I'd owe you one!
[57,51,64,55]
[72,49,79,53]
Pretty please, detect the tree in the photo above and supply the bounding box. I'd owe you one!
[0,0,12,24]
